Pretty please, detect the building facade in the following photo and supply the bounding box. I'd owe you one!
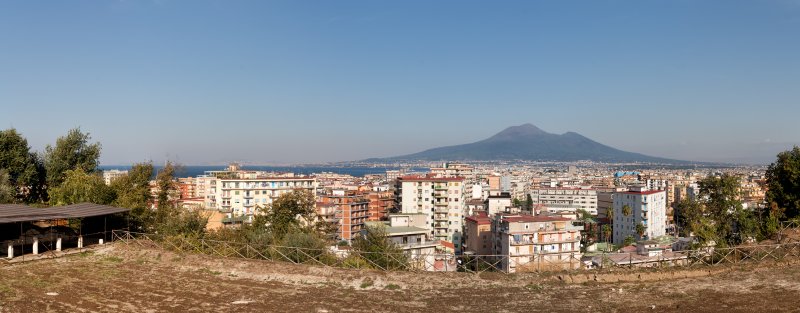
[612,186,667,245]
[492,214,583,273]
[529,188,598,215]
[395,175,466,249]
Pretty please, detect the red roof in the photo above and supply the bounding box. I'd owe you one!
[398,174,464,182]
[465,212,491,225]
[439,240,456,249]
[502,215,571,223]
[622,190,664,195]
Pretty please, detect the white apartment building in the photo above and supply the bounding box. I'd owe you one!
[612,186,667,245]
[529,188,598,215]
[395,175,466,249]
[102,169,128,185]
[204,171,316,218]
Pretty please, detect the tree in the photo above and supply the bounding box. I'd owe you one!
[44,128,101,188]
[155,162,176,210]
[0,169,15,203]
[622,204,632,217]
[253,189,317,239]
[765,146,800,219]
[512,198,522,207]
[602,224,612,250]
[48,169,115,205]
[525,194,533,211]
[635,223,646,240]
[623,235,636,246]
[606,206,614,222]
[111,162,155,230]
[352,224,408,270]
[0,129,45,202]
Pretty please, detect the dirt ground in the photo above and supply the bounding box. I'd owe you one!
[2,244,800,313]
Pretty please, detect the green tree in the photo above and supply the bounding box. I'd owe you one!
[635,223,646,240]
[48,169,115,205]
[623,235,636,246]
[621,204,632,217]
[525,194,533,211]
[44,128,101,188]
[602,224,612,250]
[253,189,316,239]
[351,224,408,270]
[0,129,45,202]
[765,146,800,219]
[155,162,176,210]
[111,162,155,230]
[0,169,16,203]
[512,198,522,207]
[606,206,614,221]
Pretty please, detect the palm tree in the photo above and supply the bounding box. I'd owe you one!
[602,224,612,251]
[622,204,632,217]
[635,223,646,240]
[606,206,614,222]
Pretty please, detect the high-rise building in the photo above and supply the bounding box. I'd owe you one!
[320,190,369,242]
[612,186,667,245]
[395,175,466,249]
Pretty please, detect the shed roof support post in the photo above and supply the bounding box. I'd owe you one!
[6,241,12,259]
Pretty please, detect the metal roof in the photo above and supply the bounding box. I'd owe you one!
[0,203,130,224]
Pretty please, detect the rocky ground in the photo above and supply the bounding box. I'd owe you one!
[1,243,799,312]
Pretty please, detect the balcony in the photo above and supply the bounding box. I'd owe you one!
[434,208,449,214]
[434,222,448,228]
[434,202,448,207]
[434,185,448,191]
[434,214,448,221]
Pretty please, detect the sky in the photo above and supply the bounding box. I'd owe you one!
[1,0,798,165]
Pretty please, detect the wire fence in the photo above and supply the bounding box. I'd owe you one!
[110,230,800,274]
[7,220,800,273]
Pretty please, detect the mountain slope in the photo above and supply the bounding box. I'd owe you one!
[373,123,688,163]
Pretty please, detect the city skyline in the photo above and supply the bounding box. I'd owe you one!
[2,1,799,165]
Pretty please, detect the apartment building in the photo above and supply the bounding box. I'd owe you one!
[320,190,369,242]
[395,175,466,249]
[529,187,598,215]
[463,212,492,255]
[612,186,667,245]
[366,190,395,221]
[493,214,583,272]
[102,169,128,185]
[204,170,316,218]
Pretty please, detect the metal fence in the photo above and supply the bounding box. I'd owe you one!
[111,229,800,274]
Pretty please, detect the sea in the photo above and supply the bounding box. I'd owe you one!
[98,165,427,178]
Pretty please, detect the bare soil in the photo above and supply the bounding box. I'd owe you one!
[1,243,800,312]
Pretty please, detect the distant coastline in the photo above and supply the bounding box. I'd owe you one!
[98,165,427,178]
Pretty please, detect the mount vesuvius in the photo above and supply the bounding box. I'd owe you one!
[368,124,688,163]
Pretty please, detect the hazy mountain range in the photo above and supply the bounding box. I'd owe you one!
[367,123,690,163]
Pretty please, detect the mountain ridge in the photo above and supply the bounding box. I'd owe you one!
[367,124,691,163]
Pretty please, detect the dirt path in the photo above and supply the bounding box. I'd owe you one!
[1,244,799,312]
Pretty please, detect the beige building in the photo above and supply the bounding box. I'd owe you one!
[463,212,492,255]
[493,214,583,273]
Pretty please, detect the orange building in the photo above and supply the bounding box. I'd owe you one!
[320,190,370,242]
[366,191,395,221]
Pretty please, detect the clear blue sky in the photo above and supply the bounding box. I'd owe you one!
[1,0,798,164]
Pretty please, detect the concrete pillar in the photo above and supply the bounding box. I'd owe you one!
[56,237,62,251]
[32,236,39,255]
[78,236,83,249]
[99,239,104,245]
[6,241,12,259]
